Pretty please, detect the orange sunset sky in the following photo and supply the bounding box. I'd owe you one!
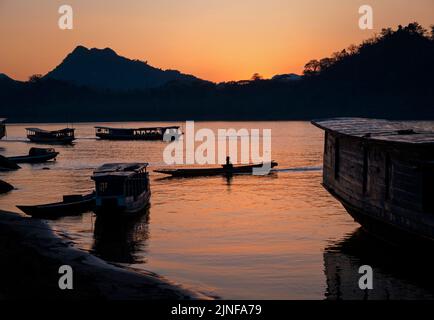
[0,0,433,83]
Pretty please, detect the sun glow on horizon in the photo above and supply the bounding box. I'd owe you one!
[0,0,433,82]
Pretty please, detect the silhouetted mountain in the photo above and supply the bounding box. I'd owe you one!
[44,45,206,91]
[1,23,433,122]
[0,73,11,80]
[303,22,434,92]
[0,73,18,84]
[0,73,22,94]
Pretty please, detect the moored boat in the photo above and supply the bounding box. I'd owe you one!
[95,126,181,141]
[155,160,278,177]
[0,118,6,140]
[92,163,151,216]
[7,147,59,164]
[16,192,95,218]
[26,127,75,144]
[312,118,434,243]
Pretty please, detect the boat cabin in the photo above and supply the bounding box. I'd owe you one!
[92,163,150,215]
[0,118,6,139]
[95,126,181,141]
[312,118,434,241]
[26,127,75,144]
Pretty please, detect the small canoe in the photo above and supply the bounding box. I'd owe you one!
[155,161,278,177]
[7,147,59,164]
[0,179,13,194]
[0,155,20,170]
[17,192,95,219]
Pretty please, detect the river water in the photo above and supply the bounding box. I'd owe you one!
[1,121,433,299]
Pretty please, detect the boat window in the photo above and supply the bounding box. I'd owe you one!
[97,181,124,196]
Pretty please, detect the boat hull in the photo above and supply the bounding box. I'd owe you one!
[324,184,434,245]
[27,136,75,144]
[95,190,151,216]
[155,162,278,177]
[0,125,5,140]
[313,118,434,244]
[17,193,95,219]
[96,133,164,141]
[8,152,59,164]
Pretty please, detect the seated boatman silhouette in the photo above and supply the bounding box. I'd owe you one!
[222,156,233,172]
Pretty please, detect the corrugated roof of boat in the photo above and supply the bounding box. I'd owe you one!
[312,118,434,145]
[93,163,148,176]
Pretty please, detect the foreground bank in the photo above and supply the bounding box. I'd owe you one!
[0,210,211,300]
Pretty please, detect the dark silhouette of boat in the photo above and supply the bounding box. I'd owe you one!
[95,126,181,141]
[0,118,6,139]
[26,127,75,144]
[7,148,59,164]
[16,192,95,218]
[155,160,278,177]
[312,118,434,242]
[0,155,20,170]
[0,179,13,194]
[92,163,151,215]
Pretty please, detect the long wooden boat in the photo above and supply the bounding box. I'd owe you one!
[7,147,59,164]
[92,163,151,216]
[17,192,95,218]
[312,118,434,243]
[155,161,278,177]
[0,118,6,140]
[26,127,75,144]
[95,126,181,141]
[0,155,21,170]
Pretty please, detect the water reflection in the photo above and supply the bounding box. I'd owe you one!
[324,228,434,300]
[92,208,150,264]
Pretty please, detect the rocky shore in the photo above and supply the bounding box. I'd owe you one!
[0,210,210,300]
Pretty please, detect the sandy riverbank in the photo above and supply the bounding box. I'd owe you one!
[0,210,211,300]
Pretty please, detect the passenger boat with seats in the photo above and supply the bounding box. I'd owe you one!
[26,127,75,144]
[95,126,181,141]
[92,163,151,215]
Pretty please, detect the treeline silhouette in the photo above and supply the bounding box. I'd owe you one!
[1,23,433,122]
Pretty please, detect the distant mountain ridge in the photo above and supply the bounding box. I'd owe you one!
[0,23,433,122]
[0,73,16,82]
[44,45,206,91]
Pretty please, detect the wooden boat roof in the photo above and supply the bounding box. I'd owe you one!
[0,118,6,123]
[312,118,434,145]
[93,163,148,178]
[95,126,180,131]
[25,127,75,134]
